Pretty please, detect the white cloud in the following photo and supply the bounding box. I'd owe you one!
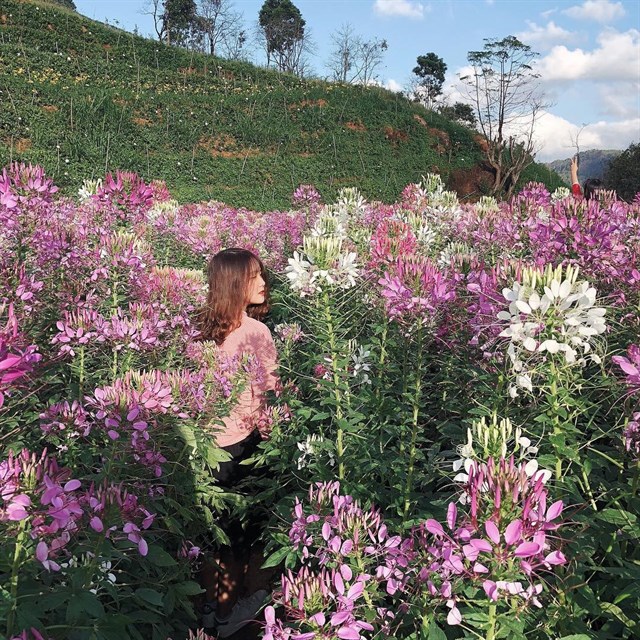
[597,83,639,118]
[535,28,640,82]
[516,20,578,50]
[530,110,639,160]
[385,78,404,92]
[563,0,626,23]
[373,0,427,19]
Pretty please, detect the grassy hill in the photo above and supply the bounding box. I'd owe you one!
[0,0,563,209]
[546,149,622,186]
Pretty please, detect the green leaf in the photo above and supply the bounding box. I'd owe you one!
[600,602,636,629]
[262,545,291,568]
[426,620,447,640]
[175,581,204,597]
[135,588,164,607]
[558,635,592,640]
[145,544,178,567]
[66,590,105,623]
[596,508,637,527]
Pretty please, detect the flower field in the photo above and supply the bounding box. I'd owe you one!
[1,162,639,640]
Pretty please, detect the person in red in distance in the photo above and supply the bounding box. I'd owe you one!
[196,247,279,636]
[570,155,604,199]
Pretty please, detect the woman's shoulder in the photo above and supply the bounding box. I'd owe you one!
[242,314,273,338]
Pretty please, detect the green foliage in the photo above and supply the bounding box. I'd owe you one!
[163,0,198,46]
[437,102,477,127]
[258,0,305,72]
[605,142,640,202]
[0,0,559,210]
[412,52,447,105]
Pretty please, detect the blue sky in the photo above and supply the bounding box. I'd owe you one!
[75,0,640,160]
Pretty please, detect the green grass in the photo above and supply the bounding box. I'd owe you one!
[0,0,563,209]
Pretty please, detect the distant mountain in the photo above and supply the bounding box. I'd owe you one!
[545,149,622,186]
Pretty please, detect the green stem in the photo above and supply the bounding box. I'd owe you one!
[402,328,423,523]
[112,347,119,381]
[375,320,388,454]
[581,468,598,510]
[632,461,640,499]
[78,345,85,399]
[486,602,497,640]
[322,291,345,481]
[6,522,28,636]
[549,363,563,482]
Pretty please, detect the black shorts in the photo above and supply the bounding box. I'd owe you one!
[212,429,262,489]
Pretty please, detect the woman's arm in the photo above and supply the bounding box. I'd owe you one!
[570,156,582,197]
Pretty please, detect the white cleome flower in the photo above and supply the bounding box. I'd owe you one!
[78,178,103,202]
[350,342,372,384]
[498,265,606,393]
[286,236,360,297]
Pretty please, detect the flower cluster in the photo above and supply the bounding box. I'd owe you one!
[452,415,550,492]
[498,264,606,396]
[407,456,567,627]
[266,481,404,639]
[0,302,41,408]
[95,171,155,218]
[378,255,455,326]
[612,344,640,394]
[0,162,58,210]
[286,236,359,297]
[623,415,640,459]
[0,449,155,570]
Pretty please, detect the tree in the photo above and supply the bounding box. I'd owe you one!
[145,0,197,45]
[258,0,306,74]
[438,102,477,127]
[327,23,359,83]
[197,0,244,57]
[326,24,388,85]
[355,37,388,85]
[605,143,640,202]
[461,36,546,197]
[412,53,446,109]
[165,0,198,45]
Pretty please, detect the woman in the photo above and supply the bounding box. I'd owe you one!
[197,247,279,636]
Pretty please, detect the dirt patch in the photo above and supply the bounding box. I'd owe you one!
[413,114,428,128]
[47,23,54,31]
[0,14,8,25]
[384,126,409,145]
[345,121,366,132]
[289,99,328,111]
[15,138,31,153]
[473,134,489,154]
[102,44,112,51]
[198,134,260,159]
[448,165,494,201]
[132,117,152,126]
[42,105,59,113]
[178,67,199,75]
[427,127,450,153]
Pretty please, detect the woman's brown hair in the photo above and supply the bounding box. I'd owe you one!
[196,248,270,345]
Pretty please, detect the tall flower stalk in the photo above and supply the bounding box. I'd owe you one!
[403,325,423,523]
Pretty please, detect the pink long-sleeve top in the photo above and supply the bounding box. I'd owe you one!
[215,312,279,447]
